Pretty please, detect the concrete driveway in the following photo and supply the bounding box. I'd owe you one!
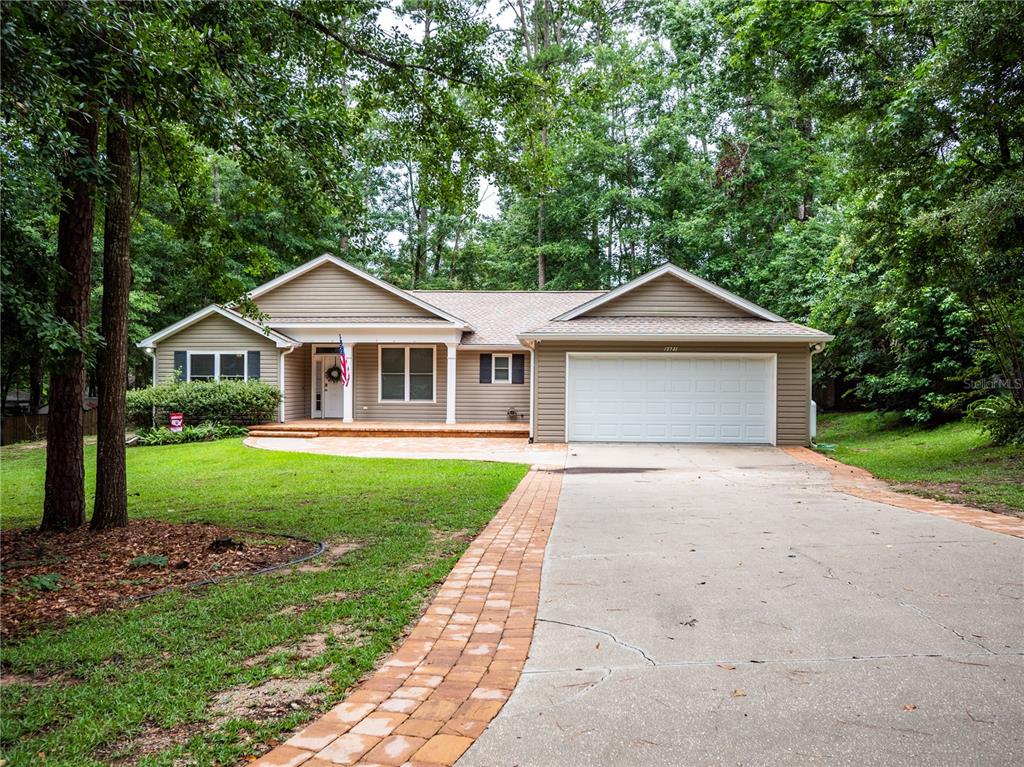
[461,443,1024,766]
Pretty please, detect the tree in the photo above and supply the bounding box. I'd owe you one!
[41,106,99,532]
[92,89,133,530]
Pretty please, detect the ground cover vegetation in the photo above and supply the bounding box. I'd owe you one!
[816,412,1023,517]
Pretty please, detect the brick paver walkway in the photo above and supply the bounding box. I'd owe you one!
[250,466,562,767]
[783,446,1024,538]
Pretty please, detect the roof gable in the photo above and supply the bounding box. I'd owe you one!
[555,264,783,322]
[249,254,467,325]
[137,305,297,349]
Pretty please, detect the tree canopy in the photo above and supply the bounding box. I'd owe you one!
[3,0,1022,429]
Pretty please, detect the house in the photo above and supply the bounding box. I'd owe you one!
[137,254,832,444]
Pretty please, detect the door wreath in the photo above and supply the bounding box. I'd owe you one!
[325,365,343,383]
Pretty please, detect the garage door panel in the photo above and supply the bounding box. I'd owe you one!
[567,354,774,444]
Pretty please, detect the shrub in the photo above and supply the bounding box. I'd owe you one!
[966,395,1024,446]
[135,422,250,446]
[126,379,281,427]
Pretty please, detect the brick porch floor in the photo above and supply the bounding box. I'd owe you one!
[248,420,530,440]
[783,447,1024,538]
[249,465,562,767]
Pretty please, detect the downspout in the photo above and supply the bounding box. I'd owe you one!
[808,342,826,442]
[527,340,536,443]
[144,347,157,428]
[279,345,297,423]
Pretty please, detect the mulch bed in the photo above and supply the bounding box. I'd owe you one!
[1,520,318,638]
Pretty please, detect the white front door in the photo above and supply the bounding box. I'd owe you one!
[566,354,776,444]
[313,353,344,418]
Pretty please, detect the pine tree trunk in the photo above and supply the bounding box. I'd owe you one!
[92,95,133,531]
[536,197,546,288]
[42,107,98,533]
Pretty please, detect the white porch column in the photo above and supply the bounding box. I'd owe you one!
[445,342,458,424]
[343,343,355,423]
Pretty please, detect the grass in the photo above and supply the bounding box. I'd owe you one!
[816,412,1024,517]
[0,439,529,767]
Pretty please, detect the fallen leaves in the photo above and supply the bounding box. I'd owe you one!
[1,520,316,638]
[731,688,747,697]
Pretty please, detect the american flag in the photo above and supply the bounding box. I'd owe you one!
[338,336,350,386]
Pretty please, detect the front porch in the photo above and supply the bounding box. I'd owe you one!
[249,419,530,439]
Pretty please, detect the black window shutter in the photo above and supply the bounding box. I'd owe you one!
[247,351,261,380]
[512,354,525,384]
[479,353,492,384]
[173,351,187,382]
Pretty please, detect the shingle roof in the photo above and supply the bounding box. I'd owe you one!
[520,316,832,339]
[267,316,451,324]
[410,290,605,346]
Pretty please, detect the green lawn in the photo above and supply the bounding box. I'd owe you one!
[0,439,528,767]
[816,412,1024,517]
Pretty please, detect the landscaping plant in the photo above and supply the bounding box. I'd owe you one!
[126,380,281,427]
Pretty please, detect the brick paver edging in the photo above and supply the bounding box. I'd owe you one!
[251,466,562,767]
[782,447,1024,539]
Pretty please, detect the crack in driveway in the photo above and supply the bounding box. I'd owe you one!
[536,617,658,666]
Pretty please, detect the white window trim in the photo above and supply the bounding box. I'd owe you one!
[378,345,436,403]
[186,350,250,382]
[491,354,512,384]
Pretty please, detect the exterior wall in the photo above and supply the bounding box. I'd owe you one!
[282,344,311,421]
[352,343,447,421]
[455,350,530,424]
[583,274,752,317]
[154,314,279,388]
[532,341,811,445]
[254,263,435,319]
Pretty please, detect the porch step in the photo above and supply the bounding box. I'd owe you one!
[247,429,319,439]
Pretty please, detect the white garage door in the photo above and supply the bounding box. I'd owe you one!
[566,354,775,444]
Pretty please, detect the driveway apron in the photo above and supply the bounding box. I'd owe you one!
[460,443,1024,766]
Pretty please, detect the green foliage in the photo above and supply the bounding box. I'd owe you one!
[128,554,168,569]
[967,395,1024,447]
[135,422,250,446]
[126,380,281,427]
[22,573,62,592]
[816,411,1023,516]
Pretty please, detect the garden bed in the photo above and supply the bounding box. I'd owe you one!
[0,520,317,637]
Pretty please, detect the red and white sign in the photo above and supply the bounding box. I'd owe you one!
[169,412,184,432]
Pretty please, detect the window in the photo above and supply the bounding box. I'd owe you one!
[379,346,434,402]
[189,354,215,382]
[381,348,406,400]
[220,353,245,380]
[493,354,511,384]
[187,352,250,382]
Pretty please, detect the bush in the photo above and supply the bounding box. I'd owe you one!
[135,422,250,446]
[966,395,1024,446]
[126,379,281,427]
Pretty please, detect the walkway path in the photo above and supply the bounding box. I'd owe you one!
[251,465,562,767]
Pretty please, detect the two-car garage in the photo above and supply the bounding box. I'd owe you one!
[565,353,776,444]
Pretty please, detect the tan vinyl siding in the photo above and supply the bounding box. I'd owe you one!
[532,341,811,445]
[352,343,447,421]
[583,274,753,317]
[455,351,530,423]
[254,263,435,318]
[154,314,279,388]
[282,344,311,421]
